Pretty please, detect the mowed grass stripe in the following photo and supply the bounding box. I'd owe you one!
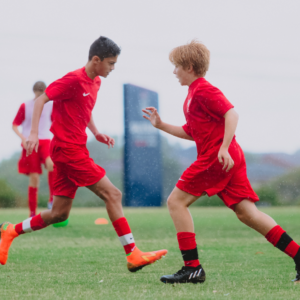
[1,207,300,299]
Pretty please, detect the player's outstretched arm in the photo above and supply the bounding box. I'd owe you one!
[142,107,194,141]
[26,93,50,156]
[218,108,239,172]
[87,114,115,148]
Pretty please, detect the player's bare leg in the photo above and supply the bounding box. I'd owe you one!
[167,187,201,232]
[235,199,300,282]
[40,195,73,225]
[87,176,168,272]
[45,156,54,209]
[234,199,277,235]
[28,172,39,217]
[29,172,39,188]
[45,157,54,172]
[87,176,123,222]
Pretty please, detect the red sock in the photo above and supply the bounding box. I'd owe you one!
[28,187,37,217]
[265,225,300,264]
[15,213,48,235]
[177,232,200,267]
[112,217,136,255]
[48,171,54,204]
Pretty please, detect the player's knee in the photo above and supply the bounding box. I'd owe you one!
[46,163,54,172]
[235,210,249,224]
[29,173,40,188]
[51,211,69,223]
[102,187,122,204]
[109,188,122,204]
[45,157,54,172]
[167,196,178,211]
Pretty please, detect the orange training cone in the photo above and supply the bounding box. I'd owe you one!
[95,218,109,225]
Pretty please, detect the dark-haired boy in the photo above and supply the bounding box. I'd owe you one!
[143,40,300,283]
[0,36,167,271]
[12,81,54,216]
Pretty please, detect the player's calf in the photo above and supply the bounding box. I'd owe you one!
[235,200,300,282]
[40,195,73,225]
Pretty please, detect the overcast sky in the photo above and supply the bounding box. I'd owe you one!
[0,0,300,160]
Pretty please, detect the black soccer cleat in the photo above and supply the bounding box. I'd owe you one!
[160,265,206,284]
[292,265,300,282]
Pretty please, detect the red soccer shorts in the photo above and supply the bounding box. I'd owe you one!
[176,142,259,210]
[18,139,51,175]
[50,139,106,199]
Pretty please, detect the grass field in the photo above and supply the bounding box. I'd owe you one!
[1,207,300,300]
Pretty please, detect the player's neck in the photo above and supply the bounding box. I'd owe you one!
[187,75,203,87]
[85,62,98,80]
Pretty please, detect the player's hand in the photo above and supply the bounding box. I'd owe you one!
[22,138,27,150]
[95,133,115,149]
[26,133,39,156]
[142,107,162,128]
[218,146,234,172]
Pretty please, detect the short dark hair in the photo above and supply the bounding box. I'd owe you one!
[33,81,46,92]
[89,36,121,61]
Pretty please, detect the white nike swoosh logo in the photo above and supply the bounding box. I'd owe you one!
[83,93,90,97]
[179,178,185,181]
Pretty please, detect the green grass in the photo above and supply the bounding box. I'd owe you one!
[1,207,300,299]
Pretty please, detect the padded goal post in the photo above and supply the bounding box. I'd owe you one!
[123,84,163,207]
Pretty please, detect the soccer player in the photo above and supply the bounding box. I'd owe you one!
[12,81,54,216]
[0,36,167,271]
[142,40,300,284]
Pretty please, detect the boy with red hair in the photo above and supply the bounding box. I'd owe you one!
[143,40,300,284]
[0,36,167,271]
[12,81,54,216]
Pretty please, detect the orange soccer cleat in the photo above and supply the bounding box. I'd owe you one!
[127,247,168,272]
[0,222,19,265]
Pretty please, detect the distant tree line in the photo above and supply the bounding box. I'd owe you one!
[1,136,300,208]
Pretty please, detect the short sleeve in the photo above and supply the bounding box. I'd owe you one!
[45,73,78,101]
[182,123,192,136]
[195,90,234,120]
[13,103,25,126]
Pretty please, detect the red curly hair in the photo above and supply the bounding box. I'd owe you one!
[169,40,210,77]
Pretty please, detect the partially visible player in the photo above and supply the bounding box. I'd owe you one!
[12,82,54,217]
[142,40,300,283]
[0,36,167,272]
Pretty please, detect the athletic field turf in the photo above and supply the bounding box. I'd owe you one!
[1,207,300,300]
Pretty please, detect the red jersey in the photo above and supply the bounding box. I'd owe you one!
[177,77,259,208]
[45,67,101,145]
[182,77,234,157]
